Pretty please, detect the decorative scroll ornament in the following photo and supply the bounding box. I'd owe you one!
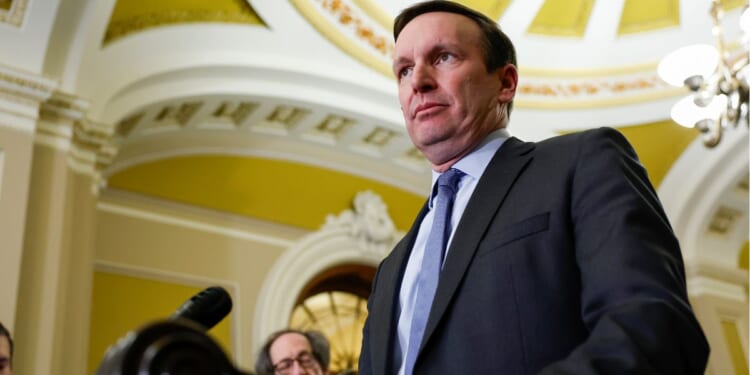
[323,190,400,255]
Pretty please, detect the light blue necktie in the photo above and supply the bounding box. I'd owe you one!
[404,168,464,375]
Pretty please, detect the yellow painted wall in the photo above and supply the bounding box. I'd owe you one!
[721,320,749,375]
[88,272,233,373]
[107,156,425,231]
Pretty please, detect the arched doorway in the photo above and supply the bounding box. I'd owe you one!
[289,264,375,373]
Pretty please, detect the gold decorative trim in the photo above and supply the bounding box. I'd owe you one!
[517,86,682,109]
[38,91,120,179]
[0,69,57,103]
[519,74,670,96]
[291,0,670,97]
[521,61,660,78]
[318,0,393,57]
[350,0,392,30]
[0,87,37,108]
[0,0,27,27]
[116,112,145,138]
[154,101,203,127]
[0,66,57,119]
[363,126,398,147]
[103,9,266,45]
[515,72,683,108]
[708,206,744,235]
[212,101,258,127]
[291,0,393,77]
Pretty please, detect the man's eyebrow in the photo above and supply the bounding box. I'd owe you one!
[392,56,411,72]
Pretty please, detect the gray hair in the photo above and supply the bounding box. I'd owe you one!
[254,329,330,374]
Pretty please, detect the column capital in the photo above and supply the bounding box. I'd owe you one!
[0,64,58,131]
[38,90,119,190]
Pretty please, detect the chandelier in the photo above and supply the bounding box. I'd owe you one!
[657,0,749,147]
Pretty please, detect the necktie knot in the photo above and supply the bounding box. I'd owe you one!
[436,168,464,196]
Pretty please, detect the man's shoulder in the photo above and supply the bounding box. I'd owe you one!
[527,126,630,153]
[537,126,624,145]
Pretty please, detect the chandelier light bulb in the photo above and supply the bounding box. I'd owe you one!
[670,94,728,128]
[657,44,719,87]
[740,6,750,33]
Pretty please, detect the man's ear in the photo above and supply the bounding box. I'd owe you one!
[496,64,518,102]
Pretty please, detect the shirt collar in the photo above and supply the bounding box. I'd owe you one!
[428,128,510,208]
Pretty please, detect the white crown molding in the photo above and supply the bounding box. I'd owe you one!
[96,199,297,248]
[0,64,57,132]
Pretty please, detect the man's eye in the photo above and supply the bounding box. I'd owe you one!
[399,67,412,79]
[437,53,454,63]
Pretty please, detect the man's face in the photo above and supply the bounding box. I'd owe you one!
[393,12,516,171]
[0,335,11,375]
[269,333,323,375]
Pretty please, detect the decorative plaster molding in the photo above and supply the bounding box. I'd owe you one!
[322,190,399,257]
[101,94,431,195]
[96,199,296,248]
[0,64,57,103]
[38,91,119,185]
[0,0,28,27]
[686,260,749,289]
[291,0,683,108]
[659,128,749,267]
[688,276,747,303]
[253,190,402,355]
[0,64,57,127]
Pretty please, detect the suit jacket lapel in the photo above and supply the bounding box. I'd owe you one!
[370,203,429,374]
[419,137,535,352]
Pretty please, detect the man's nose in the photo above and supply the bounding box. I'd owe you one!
[410,63,436,92]
[290,361,308,375]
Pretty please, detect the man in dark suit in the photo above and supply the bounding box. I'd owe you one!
[358,1,709,374]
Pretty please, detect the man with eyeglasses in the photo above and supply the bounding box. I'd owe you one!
[255,329,330,375]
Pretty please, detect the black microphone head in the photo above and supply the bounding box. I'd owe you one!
[94,320,253,375]
[171,286,233,330]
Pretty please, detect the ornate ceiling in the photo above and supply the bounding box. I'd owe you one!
[29,0,747,261]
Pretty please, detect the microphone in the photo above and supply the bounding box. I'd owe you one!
[171,286,233,330]
[93,286,251,375]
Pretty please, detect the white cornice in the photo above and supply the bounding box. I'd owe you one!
[0,64,57,105]
[0,64,58,132]
[97,194,300,248]
[686,259,749,288]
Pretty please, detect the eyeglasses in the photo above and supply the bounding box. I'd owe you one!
[273,351,319,374]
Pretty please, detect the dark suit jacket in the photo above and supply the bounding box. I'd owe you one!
[359,127,709,374]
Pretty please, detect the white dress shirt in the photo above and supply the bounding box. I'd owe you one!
[395,129,510,374]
